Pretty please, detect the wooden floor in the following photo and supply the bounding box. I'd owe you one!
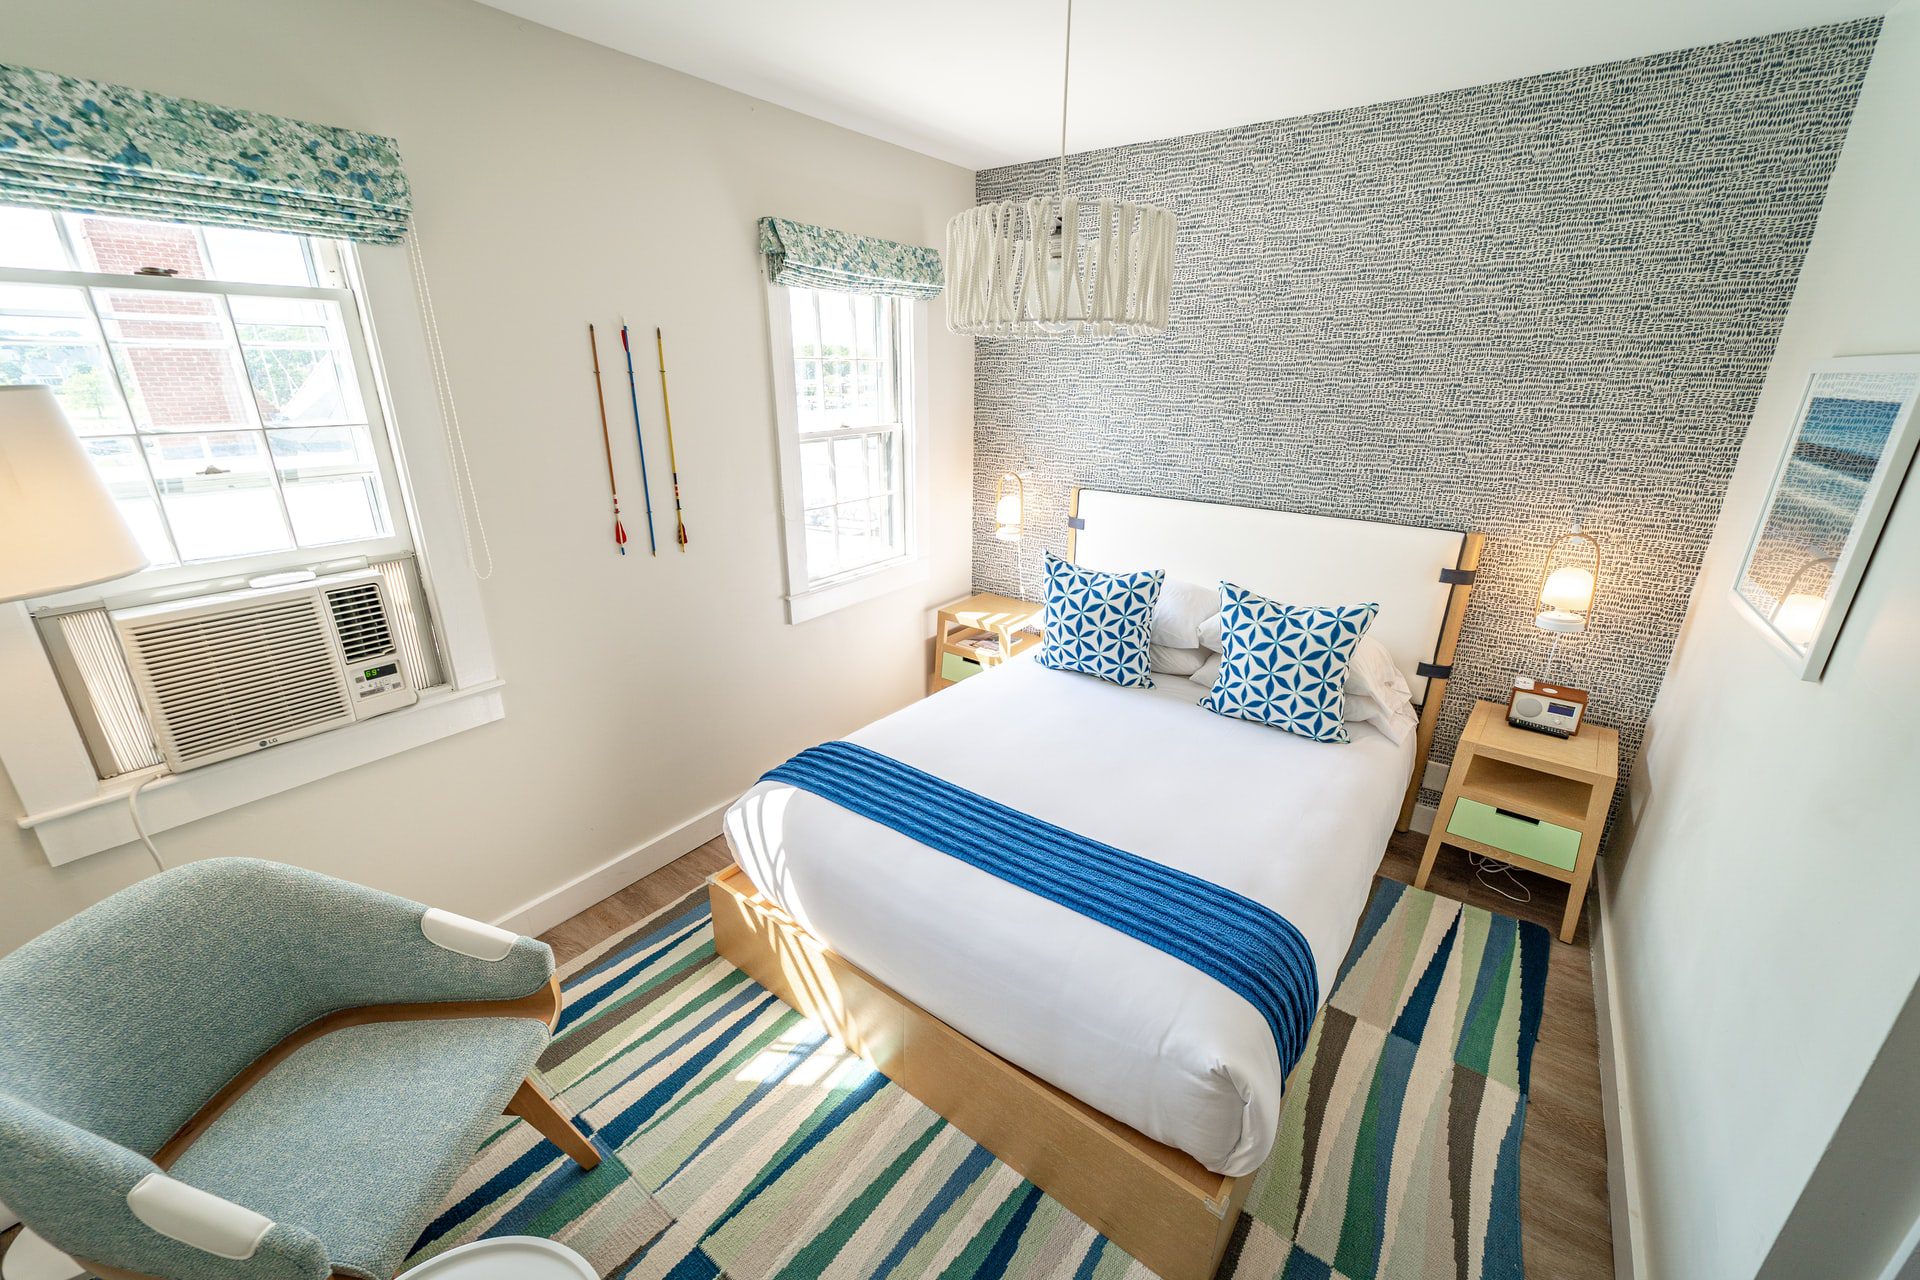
[543,828,1614,1280]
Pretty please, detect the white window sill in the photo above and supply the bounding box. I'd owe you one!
[17,680,506,866]
[785,556,928,624]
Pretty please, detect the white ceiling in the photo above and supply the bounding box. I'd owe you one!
[477,0,1891,169]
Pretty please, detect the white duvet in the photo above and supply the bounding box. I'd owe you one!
[723,654,1412,1176]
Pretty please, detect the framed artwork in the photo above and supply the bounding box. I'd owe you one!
[1733,355,1920,680]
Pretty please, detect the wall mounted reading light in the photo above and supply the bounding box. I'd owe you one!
[994,471,1027,543]
[1535,527,1602,636]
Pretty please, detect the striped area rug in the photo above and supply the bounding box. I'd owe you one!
[403,876,1548,1279]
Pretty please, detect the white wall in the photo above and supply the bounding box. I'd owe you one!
[1605,5,1920,1277]
[0,0,974,952]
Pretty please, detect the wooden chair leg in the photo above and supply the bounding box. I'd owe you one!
[506,1077,601,1170]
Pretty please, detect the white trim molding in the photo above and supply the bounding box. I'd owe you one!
[492,798,729,939]
[14,681,506,865]
[1594,855,1649,1280]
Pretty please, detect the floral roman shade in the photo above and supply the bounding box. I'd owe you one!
[758,216,943,299]
[0,63,411,243]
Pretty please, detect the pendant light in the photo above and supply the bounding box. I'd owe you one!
[945,0,1176,338]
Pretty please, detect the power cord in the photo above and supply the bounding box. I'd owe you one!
[127,771,169,873]
[1467,852,1532,903]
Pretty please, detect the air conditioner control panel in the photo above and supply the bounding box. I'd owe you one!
[348,658,416,717]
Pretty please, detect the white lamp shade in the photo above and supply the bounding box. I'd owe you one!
[0,386,148,603]
[1540,565,1596,613]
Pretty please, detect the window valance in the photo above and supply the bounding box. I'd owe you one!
[758,216,943,299]
[0,63,411,244]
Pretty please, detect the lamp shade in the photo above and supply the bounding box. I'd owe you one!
[1540,565,1596,613]
[0,386,148,603]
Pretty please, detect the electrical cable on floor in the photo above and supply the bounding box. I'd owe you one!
[127,771,169,874]
[1468,851,1532,903]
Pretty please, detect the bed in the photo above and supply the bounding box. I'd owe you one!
[714,490,1482,1279]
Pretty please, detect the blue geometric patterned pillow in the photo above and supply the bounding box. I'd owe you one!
[1036,554,1164,689]
[1199,583,1379,742]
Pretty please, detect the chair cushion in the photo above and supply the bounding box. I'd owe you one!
[167,1017,547,1280]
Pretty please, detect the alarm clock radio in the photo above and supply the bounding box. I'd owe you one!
[1508,678,1588,737]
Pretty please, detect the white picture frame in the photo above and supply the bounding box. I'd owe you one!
[1732,354,1920,680]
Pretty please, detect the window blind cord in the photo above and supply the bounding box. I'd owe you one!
[405,227,495,581]
[127,771,168,873]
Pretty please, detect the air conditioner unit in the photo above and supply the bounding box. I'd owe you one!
[112,569,417,772]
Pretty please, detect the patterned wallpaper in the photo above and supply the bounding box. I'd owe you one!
[970,22,1878,822]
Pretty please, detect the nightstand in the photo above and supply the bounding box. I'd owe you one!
[1416,699,1620,943]
[931,592,1043,692]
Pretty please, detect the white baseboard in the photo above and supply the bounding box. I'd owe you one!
[492,800,729,939]
[1593,859,1648,1280]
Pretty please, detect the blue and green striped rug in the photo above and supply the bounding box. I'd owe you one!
[403,876,1549,1279]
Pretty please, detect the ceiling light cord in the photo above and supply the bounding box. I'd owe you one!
[1057,0,1073,208]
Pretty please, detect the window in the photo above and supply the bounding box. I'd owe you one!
[0,205,506,867]
[0,205,412,596]
[767,284,927,621]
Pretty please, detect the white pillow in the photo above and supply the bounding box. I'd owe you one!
[1150,643,1209,676]
[1196,610,1224,653]
[1190,652,1222,689]
[1347,635,1413,717]
[1152,579,1220,650]
[1345,692,1418,745]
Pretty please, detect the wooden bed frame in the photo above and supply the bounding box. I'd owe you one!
[711,495,1484,1279]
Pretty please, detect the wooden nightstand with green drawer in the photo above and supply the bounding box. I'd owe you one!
[1416,699,1620,943]
[930,592,1043,693]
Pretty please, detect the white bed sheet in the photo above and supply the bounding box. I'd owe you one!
[724,654,1413,1176]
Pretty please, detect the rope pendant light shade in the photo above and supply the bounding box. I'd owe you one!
[944,0,1176,338]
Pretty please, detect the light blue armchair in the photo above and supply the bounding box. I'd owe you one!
[0,858,599,1280]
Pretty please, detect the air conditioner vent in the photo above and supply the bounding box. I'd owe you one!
[121,598,352,770]
[111,569,417,773]
[326,581,396,665]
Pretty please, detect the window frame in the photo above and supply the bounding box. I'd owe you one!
[764,281,930,623]
[0,232,505,867]
[0,231,416,604]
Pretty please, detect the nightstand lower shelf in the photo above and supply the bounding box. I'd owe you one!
[1417,700,1620,943]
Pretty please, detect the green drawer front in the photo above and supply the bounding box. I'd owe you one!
[1447,798,1582,870]
[941,652,984,683]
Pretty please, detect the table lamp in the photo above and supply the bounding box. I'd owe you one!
[0,386,148,603]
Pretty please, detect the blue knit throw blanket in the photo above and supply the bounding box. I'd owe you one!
[761,740,1321,1074]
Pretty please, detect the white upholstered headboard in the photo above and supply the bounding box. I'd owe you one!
[1067,489,1473,704]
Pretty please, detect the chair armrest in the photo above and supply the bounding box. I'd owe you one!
[214,859,556,1013]
[0,1096,331,1280]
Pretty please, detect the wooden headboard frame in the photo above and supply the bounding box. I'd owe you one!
[1064,488,1484,833]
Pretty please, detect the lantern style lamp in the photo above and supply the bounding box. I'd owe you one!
[1535,528,1602,636]
[994,471,1026,543]
[0,386,148,603]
